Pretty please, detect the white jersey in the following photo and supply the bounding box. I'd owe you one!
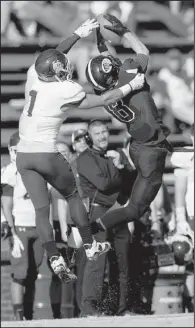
[1,163,36,227]
[171,147,194,217]
[18,65,85,153]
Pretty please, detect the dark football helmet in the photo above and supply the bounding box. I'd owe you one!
[35,49,73,82]
[86,55,122,92]
[172,234,194,266]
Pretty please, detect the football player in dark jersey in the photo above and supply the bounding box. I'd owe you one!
[85,14,173,234]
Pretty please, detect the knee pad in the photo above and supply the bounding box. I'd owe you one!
[12,277,26,286]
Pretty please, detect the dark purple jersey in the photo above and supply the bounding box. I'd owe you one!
[104,54,170,144]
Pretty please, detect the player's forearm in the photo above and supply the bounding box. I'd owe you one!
[1,196,16,235]
[78,84,131,109]
[56,33,80,54]
[122,31,149,56]
[78,84,132,109]
[102,85,132,106]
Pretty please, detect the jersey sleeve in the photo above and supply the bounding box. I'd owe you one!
[122,54,149,74]
[134,54,149,73]
[117,54,148,87]
[60,81,86,106]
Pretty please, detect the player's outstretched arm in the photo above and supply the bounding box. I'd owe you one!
[77,73,144,109]
[56,18,99,54]
[103,13,149,56]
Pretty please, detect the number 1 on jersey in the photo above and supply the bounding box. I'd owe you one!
[27,90,37,117]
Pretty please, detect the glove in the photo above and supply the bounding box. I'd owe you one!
[11,235,24,258]
[74,18,99,38]
[103,13,129,37]
[96,27,108,53]
[1,221,11,240]
[129,73,145,91]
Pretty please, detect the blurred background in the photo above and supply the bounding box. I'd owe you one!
[1,1,194,321]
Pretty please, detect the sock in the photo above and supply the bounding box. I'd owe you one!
[43,241,60,259]
[78,224,93,245]
[13,304,24,320]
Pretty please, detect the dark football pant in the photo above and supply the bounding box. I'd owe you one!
[95,140,168,230]
[16,152,89,247]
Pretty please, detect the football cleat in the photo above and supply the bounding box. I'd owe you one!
[83,239,111,261]
[49,254,77,283]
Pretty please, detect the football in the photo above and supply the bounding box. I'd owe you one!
[97,14,122,45]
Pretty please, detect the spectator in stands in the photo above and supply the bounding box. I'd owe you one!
[158,49,194,126]
[1,1,12,38]
[1,132,44,321]
[76,119,135,317]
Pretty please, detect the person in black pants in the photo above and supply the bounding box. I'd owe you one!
[76,119,137,317]
[85,15,173,237]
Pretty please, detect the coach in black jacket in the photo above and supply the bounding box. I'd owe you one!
[76,119,137,317]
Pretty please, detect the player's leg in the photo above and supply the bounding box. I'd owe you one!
[40,152,110,259]
[16,152,76,283]
[10,227,29,320]
[91,142,168,232]
[16,153,56,254]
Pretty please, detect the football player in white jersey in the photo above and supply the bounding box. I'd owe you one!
[170,124,194,312]
[16,18,145,282]
[1,132,44,321]
[171,124,194,235]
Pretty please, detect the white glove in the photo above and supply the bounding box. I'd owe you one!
[106,150,124,169]
[11,235,24,258]
[74,18,99,38]
[129,73,145,91]
[177,220,193,235]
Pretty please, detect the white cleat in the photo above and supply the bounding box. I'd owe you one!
[49,254,77,283]
[83,239,111,261]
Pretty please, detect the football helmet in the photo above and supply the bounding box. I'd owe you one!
[86,55,122,91]
[35,49,73,82]
[171,233,194,266]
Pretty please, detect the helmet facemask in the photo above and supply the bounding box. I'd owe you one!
[53,55,73,82]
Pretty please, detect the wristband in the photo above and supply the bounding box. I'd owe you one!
[119,84,132,97]
[98,43,108,53]
[72,32,81,40]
